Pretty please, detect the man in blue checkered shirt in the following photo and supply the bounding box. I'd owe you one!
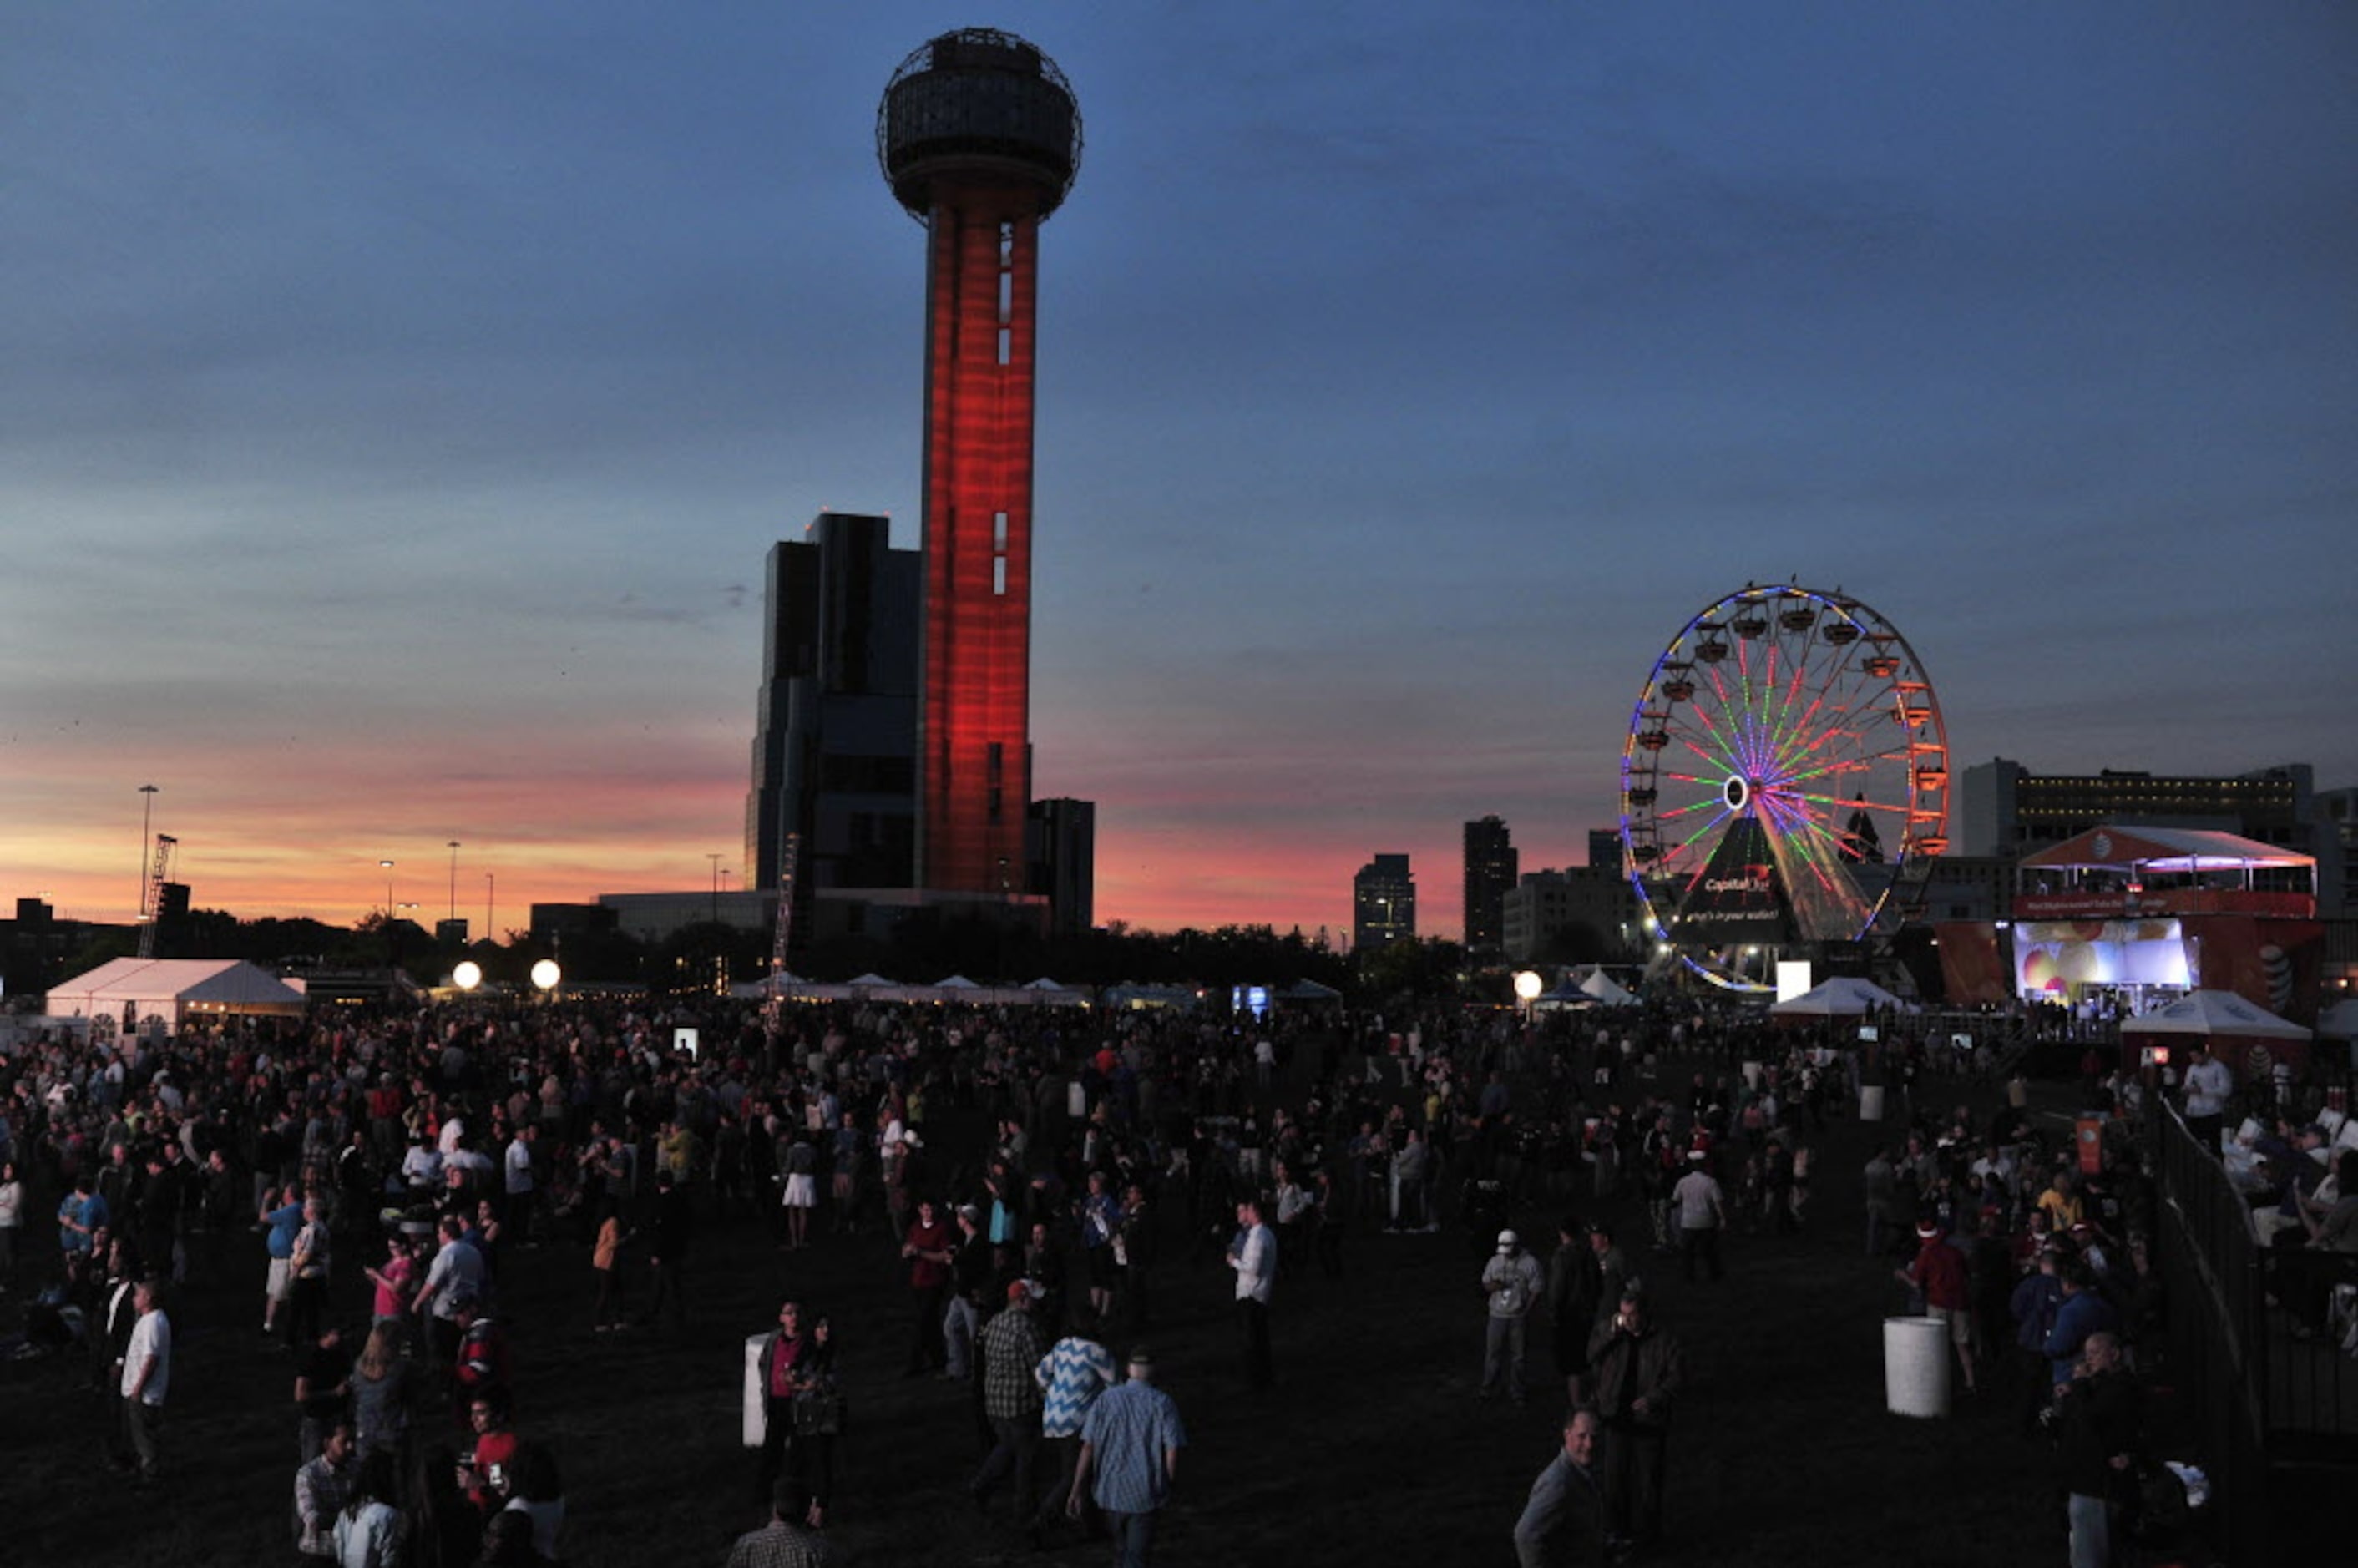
[1068,1347,1187,1568]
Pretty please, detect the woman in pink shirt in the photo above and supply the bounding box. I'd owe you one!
[364,1236,415,1323]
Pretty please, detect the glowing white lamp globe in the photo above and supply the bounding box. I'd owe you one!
[1513,970,1544,1003]
[529,959,562,992]
[453,960,483,991]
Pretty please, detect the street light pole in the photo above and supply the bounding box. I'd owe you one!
[379,859,396,921]
[707,852,723,925]
[448,841,461,924]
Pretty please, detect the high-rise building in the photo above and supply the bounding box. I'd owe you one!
[1960,758,2314,858]
[1503,867,1637,965]
[878,31,1082,894]
[743,513,923,940]
[1026,797,1096,938]
[1354,854,1416,951]
[1587,828,1624,871]
[1462,816,1517,960]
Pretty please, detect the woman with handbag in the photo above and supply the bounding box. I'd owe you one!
[790,1313,845,1529]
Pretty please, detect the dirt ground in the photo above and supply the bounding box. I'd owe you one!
[6,1047,2096,1568]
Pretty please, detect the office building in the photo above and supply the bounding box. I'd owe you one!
[1462,816,1517,960]
[1026,797,1096,938]
[1960,758,2313,858]
[743,513,923,943]
[1354,854,1416,951]
[1503,867,1637,966]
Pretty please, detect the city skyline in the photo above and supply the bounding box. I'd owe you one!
[5,7,2352,943]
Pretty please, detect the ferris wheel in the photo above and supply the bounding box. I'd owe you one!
[1619,584,1949,992]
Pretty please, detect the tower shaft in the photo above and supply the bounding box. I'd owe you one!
[918,194,1040,893]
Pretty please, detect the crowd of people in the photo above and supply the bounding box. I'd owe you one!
[3,981,2324,1565]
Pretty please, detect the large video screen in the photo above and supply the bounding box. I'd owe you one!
[2014,919,2190,994]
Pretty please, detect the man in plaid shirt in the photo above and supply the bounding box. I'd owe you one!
[1070,1347,1187,1568]
[1031,1308,1119,1544]
[969,1281,1049,1525]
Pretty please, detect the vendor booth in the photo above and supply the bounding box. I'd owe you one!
[1950,827,2326,1024]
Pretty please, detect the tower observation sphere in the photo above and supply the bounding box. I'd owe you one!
[878,29,1082,221]
[877,30,1083,898]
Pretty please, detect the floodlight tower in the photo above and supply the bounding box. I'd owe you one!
[878,28,1082,895]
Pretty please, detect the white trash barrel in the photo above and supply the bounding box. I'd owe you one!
[1067,1080,1087,1119]
[1884,1315,1951,1419]
[1859,1085,1886,1122]
[743,1333,768,1447]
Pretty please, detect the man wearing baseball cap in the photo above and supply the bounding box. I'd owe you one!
[1070,1347,1186,1567]
[1896,1216,1976,1396]
[1480,1229,1545,1406]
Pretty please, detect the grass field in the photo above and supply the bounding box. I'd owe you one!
[4,1054,2088,1568]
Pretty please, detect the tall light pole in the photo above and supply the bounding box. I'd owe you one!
[137,784,159,919]
[379,859,395,922]
[707,852,723,925]
[485,873,495,945]
[447,841,462,924]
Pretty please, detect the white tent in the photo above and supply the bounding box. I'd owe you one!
[1577,969,1640,1007]
[1769,976,1911,1019]
[2315,999,2358,1040]
[45,958,307,1030]
[2121,990,2310,1041]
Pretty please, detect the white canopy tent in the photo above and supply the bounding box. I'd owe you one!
[1576,968,1640,1007]
[1768,976,1912,1019]
[45,958,308,1031]
[2314,999,2358,1040]
[729,973,1090,1007]
[2121,990,2310,1041]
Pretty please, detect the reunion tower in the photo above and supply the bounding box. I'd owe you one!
[879,30,1082,896]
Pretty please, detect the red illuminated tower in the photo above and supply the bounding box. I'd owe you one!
[879,29,1082,895]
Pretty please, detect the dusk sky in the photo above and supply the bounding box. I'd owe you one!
[5,4,2353,946]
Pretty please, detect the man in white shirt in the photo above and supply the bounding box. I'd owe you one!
[401,1134,443,1195]
[1671,1151,1728,1284]
[412,1216,487,1372]
[2181,1044,2234,1155]
[1227,1197,1275,1392]
[121,1277,171,1482]
[503,1126,537,1242]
